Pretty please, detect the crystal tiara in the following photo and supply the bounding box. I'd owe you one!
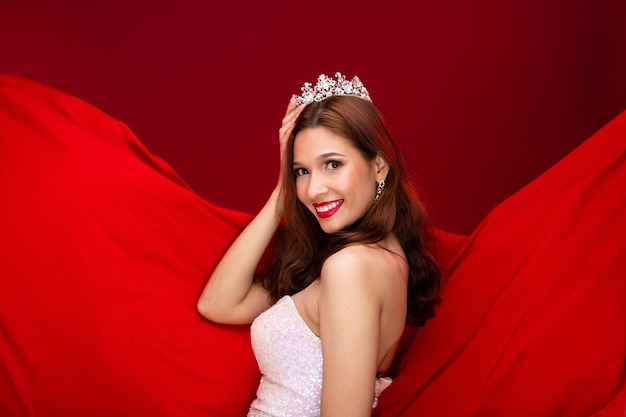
[295,72,371,106]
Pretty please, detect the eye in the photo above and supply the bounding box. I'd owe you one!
[293,167,309,177]
[325,160,342,170]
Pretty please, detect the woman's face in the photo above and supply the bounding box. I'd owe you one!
[292,127,383,234]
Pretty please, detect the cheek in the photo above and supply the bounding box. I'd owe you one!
[295,180,307,203]
[358,185,375,205]
[351,170,374,193]
[355,178,376,205]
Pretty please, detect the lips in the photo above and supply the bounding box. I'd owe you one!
[313,199,343,219]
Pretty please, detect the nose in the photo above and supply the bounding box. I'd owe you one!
[306,171,328,200]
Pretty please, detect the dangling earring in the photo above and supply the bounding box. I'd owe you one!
[375,179,385,201]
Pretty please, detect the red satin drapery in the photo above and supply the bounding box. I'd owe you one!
[1,75,625,416]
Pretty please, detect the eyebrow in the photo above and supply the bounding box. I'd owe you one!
[293,152,347,166]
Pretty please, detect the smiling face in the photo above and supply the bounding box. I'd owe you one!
[292,127,387,234]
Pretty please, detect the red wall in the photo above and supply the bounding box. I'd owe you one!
[1,0,624,234]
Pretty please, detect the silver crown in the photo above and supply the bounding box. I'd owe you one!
[296,72,371,106]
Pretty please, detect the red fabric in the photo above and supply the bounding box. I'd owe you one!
[1,74,624,416]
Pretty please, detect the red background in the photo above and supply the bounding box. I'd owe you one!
[1,0,625,234]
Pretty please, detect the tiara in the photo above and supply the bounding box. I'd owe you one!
[295,72,371,106]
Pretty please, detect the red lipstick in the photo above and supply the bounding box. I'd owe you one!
[313,200,343,219]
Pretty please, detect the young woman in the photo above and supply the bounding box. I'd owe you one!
[197,73,442,416]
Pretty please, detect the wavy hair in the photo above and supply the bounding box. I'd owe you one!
[258,95,441,327]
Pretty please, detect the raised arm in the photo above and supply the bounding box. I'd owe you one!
[197,96,303,324]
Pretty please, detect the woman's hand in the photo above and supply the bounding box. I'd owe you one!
[277,95,305,182]
[272,96,305,219]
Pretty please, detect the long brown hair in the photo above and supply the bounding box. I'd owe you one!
[259,95,441,327]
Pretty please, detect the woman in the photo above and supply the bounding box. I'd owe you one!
[197,73,441,416]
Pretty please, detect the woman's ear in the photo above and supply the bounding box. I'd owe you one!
[375,155,390,179]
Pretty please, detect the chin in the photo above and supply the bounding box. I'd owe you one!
[315,218,340,234]
[318,223,340,235]
[318,217,360,235]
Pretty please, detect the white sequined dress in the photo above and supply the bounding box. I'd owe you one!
[247,295,392,417]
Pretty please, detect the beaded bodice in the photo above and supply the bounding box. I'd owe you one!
[247,295,391,416]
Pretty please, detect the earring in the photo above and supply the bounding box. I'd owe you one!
[375,179,385,201]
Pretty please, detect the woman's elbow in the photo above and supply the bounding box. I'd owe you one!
[197,295,222,322]
[197,294,244,324]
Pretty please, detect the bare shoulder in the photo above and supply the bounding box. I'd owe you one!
[320,244,406,294]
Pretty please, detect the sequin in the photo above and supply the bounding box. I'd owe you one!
[247,295,391,416]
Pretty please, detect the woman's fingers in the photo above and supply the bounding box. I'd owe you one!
[280,96,300,127]
[278,96,304,147]
[276,96,306,184]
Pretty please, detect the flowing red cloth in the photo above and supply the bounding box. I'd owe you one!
[1,74,624,416]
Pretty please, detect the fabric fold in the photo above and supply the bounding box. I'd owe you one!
[1,74,624,417]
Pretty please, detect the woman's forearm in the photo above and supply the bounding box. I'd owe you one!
[197,186,282,324]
